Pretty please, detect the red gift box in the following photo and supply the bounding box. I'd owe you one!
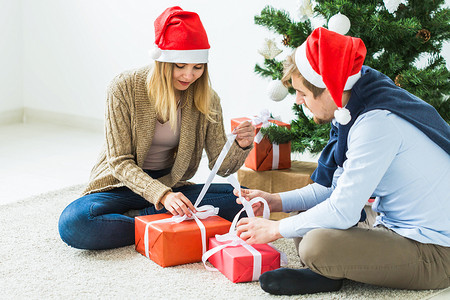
[207,236,281,283]
[231,117,291,171]
[135,214,231,267]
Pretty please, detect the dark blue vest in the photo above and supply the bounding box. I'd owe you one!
[311,66,450,187]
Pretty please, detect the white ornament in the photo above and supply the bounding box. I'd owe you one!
[328,13,351,35]
[258,38,283,60]
[149,46,162,60]
[267,80,289,102]
[383,0,404,14]
[301,104,314,119]
[297,0,314,22]
[334,107,351,125]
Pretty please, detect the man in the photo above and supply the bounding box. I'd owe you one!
[235,27,450,295]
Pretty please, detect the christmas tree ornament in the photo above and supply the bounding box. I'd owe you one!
[383,0,404,14]
[416,29,431,43]
[297,0,314,22]
[258,38,283,60]
[267,80,289,101]
[328,13,351,35]
[394,74,403,87]
[282,35,291,46]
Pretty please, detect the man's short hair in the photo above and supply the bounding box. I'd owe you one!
[282,50,326,98]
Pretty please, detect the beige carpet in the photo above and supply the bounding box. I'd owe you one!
[0,184,446,299]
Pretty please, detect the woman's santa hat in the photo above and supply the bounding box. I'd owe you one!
[295,27,366,125]
[150,6,210,63]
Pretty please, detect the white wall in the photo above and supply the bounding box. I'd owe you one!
[1,0,449,128]
[20,0,299,129]
[0,0,22,122]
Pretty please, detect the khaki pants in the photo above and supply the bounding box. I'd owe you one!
[293,207,450,289]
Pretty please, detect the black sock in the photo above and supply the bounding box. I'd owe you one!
[259,268,343,295]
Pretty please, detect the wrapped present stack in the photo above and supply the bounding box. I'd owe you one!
[231,112,291,171]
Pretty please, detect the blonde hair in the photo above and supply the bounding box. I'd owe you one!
[146,61,216,130]
[282,50,326,98]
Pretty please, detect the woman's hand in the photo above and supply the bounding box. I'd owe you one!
[236,218,282,244]
[233,121,255,148]
[234,188,283,216]
[160,192,197,218]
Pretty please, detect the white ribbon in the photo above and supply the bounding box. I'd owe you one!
[143,205,218,259]
[249,109,281,169]
[250,109,272,144]
[143,133,238,260]
[201,172,288,280]
[201,197,268,281]
[194,134,236,207]
[202,176,275,281]
[272,144,280,170]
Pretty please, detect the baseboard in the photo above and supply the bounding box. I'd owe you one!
[0,108,24,125]
[23,108,104,132]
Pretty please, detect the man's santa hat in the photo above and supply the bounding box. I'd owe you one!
[149,6,210,63]
[295,27,366,125]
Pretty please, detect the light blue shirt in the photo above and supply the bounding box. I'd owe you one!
[279,110,450,247]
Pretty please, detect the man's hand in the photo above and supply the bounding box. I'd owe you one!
[160,192,196,218]
[236,217,283,244]
[233,121,255,148]
[234,188,283,216]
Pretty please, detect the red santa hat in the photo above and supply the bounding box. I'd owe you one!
[295,27,366,125]
[149,6,210,63]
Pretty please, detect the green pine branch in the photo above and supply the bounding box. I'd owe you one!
[254,59,285,80]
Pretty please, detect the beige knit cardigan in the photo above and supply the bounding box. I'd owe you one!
[82,65,251,210]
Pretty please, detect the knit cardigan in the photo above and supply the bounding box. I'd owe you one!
[82,65,251,210]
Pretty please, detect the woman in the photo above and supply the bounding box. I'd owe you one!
[58,6,254,250]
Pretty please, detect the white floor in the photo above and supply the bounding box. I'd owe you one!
[0,121,221,205]
[1,121,449,299]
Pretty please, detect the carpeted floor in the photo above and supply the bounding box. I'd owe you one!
[0,184,446,299]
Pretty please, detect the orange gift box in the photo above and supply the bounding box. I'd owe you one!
[207,236,281,283]
[135,214,231,267]
[231,117,291,171]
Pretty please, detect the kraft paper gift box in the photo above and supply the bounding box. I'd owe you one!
[135,213,231,267]
[207,236,281,283]
[231,117,291,171]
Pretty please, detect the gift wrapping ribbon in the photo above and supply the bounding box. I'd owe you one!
[201,195,269,281]
[143,133,237,259]
[201,175,287,281]
[143,205,218,259]
[249,109,280,170]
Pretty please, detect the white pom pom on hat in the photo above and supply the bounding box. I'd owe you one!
[294,27,367,125]
[334,107,351,125]
[149,6,210,63]
[149,46,162,60]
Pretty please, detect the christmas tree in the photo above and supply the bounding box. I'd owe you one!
[255,0,450,154]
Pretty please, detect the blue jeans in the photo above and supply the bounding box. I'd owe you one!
[58,169,246,250]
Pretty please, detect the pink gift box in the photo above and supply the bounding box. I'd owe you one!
[207,236,281,283]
